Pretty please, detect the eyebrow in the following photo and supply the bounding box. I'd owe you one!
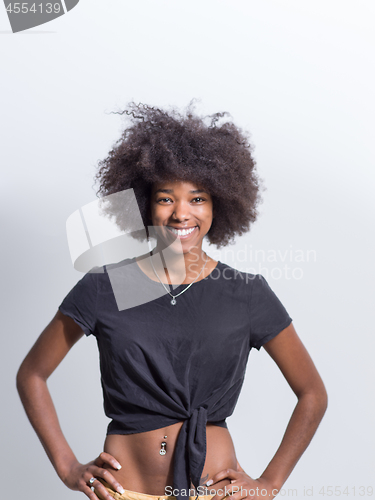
[154,189,209,195]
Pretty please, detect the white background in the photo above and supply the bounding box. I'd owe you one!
[1,1,374,499]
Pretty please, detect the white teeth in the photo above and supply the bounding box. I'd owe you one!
[168,227,196,236]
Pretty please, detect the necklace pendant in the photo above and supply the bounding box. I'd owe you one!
[171,298,177,305]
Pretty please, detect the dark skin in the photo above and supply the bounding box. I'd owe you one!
[206,324,328,499]
[16,180,327,500]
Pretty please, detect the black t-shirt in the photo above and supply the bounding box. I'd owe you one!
[59,258,292,499]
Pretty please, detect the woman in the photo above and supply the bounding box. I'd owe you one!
[17,103,327,500]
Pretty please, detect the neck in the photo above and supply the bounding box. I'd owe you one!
[151,242,207,283]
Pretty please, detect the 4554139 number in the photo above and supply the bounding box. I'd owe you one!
[319,486,373,496]
[6,3,61,14]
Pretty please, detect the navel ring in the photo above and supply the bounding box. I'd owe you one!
[160,435,167,455]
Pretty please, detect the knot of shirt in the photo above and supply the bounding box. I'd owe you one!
[173,406,208,500]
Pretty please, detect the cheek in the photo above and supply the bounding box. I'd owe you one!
[150,206,168,224]
[202,206,214,222]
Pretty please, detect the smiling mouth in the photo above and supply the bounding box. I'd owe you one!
[166,226,198,238]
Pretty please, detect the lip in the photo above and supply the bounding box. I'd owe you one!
[165,225,198,240]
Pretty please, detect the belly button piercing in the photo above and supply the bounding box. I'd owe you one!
[160,436,167,455]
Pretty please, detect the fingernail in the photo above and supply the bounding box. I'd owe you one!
[116,464,122,470]
[117,486,125,494]
[206,480,213,486]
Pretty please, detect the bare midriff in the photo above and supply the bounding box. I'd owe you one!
[103,422,237,496]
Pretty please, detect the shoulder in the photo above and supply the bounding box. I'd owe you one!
[207,262,262,304]
[211,262,289,309]
[102,257,137,272]
[63,258,136,297]
[214,261,258,286]
[92,258,138,285]
[216,263,278,291]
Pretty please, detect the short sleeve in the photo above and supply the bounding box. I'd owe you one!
[249,274,292,350]
[58,271,98,337]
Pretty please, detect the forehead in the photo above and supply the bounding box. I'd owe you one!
[151,179,209,194]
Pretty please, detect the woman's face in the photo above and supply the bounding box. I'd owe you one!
[150,179,214,254]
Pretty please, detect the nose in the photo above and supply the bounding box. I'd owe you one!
[172,200,190,221]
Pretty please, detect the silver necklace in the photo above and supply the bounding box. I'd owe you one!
[149,251,208,305]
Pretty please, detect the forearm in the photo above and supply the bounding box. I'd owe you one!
[16,369,78,482]
[259,389,328,492]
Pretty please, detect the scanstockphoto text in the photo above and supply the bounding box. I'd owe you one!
[65,188,316,281]
[165,485,374,497]
[210,245,317,281]
[164,485,281,498]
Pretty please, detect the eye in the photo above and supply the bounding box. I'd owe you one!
[157,197,173,203]
[191,197,206,203]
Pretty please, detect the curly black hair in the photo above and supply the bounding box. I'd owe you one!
[94,102,263,248]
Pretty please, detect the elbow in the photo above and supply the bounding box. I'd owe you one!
[16,359,41,397]
[16,361,28,396]
[314,376,328,415]
[298,381,328,421]
[320,385,328,416]
[313,384,328,422]
[313,385,328,421]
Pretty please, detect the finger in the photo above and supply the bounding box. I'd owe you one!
[209,484,236,500]
[228,484,256,500]
[229,491,250,500]
[81,482,112,500]
[229,484,265,500]
[94,451,122,470]
[206,469,240,486]
[207,488,225,500]
[82,477,118,500]
[88,466,125,495]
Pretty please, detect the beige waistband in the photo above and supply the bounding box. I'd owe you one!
[95,479,216,500]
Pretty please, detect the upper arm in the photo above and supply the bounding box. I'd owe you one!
[17,311,85,381]
[263,322,326,399]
